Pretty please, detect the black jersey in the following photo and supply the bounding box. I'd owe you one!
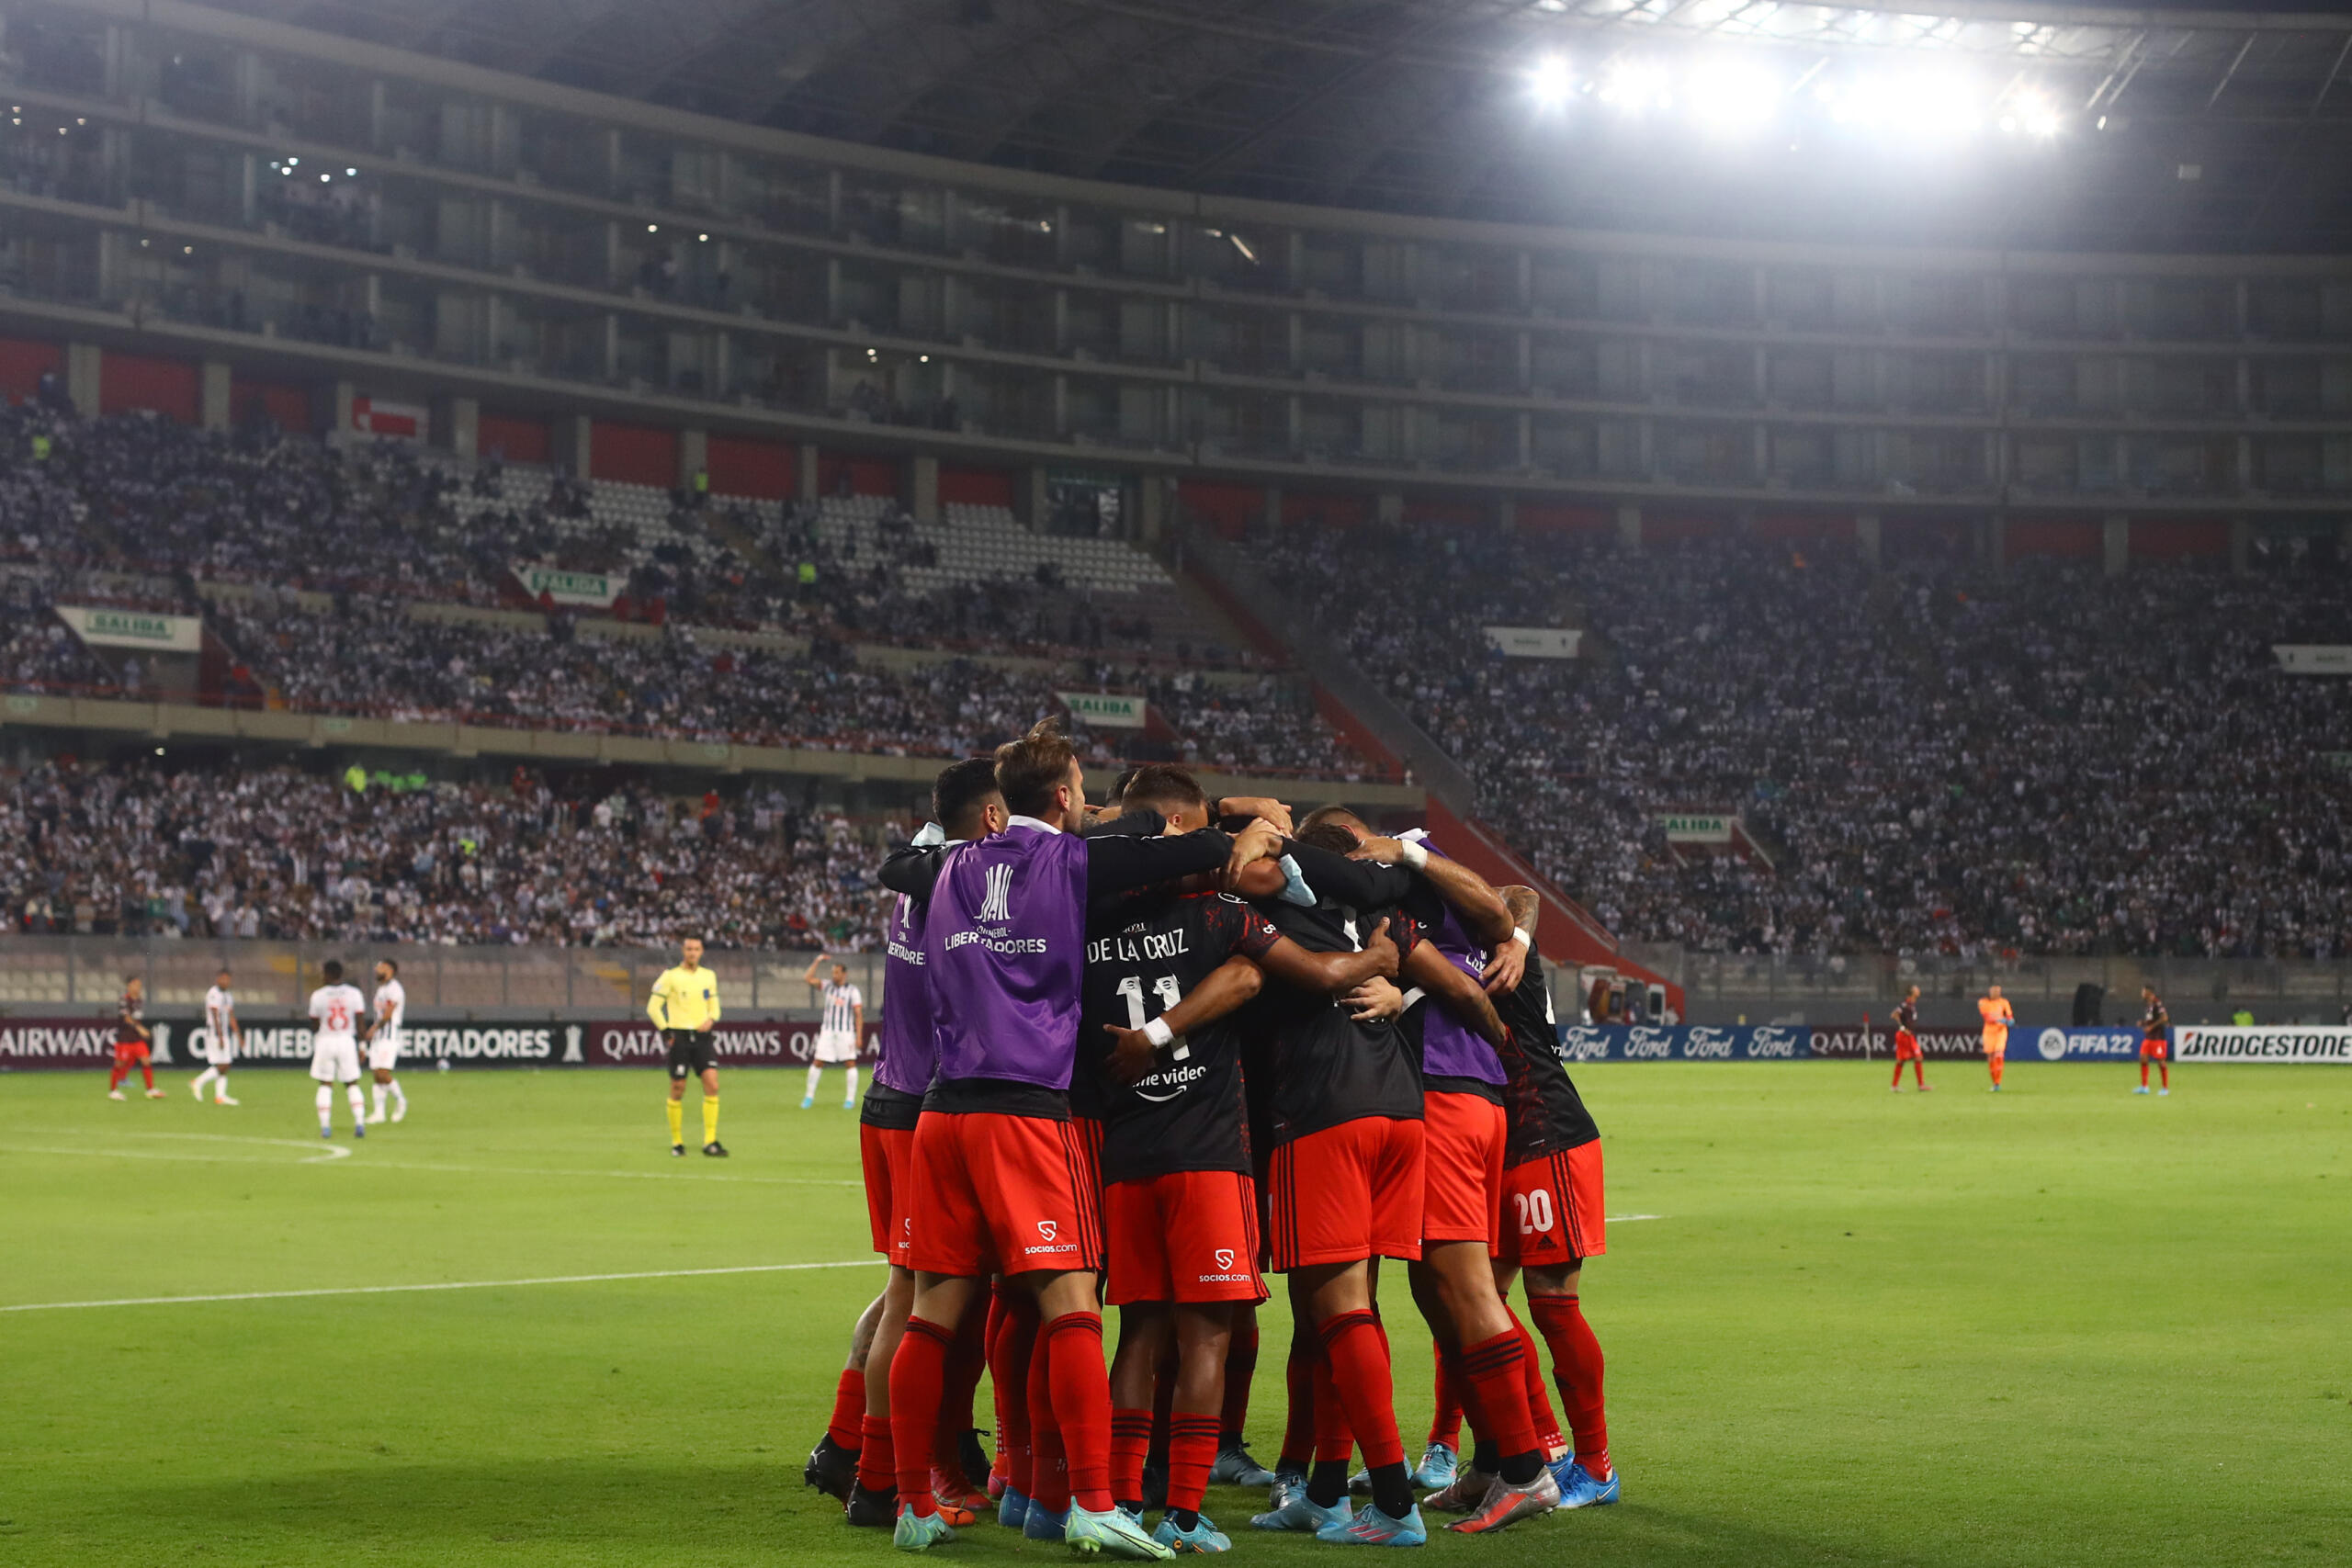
[1491,950,1600,1166]
[1082,889,1281,1185]
[117,992,145,1045]
[2141,996,2169,1040]
[1240,843,1429,1149]
[1889,998,1919,1035]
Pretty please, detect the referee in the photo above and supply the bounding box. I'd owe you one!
[650,935,728,1156]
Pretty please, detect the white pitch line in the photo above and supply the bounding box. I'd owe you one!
[4,1133,861,1186]
[1,1258,877,1314]
[1608,1213,1664,1222]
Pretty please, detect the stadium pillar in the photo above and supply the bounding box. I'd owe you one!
[330,379,356,441]
[443,396,479,461]
[908,453,939,525]
[1021,466,1048,529]
[552,413,592,477]
[2102,513,2129,577]
[1985,514,2007,569]
[2230,514,2253,576]
[1616,503,1642,553]
[796,444,819,503]
[1137,473,1165,545]
[1262,487,1283,537]
[198,361,232,433]
[1376,491,1403,527]
[1856,511,1882,567]
[1496,495,1517,533]
[65,342,101,417]
[678,428,707,491]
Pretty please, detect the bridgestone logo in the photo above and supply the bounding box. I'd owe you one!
[2175,1027,2352,1063]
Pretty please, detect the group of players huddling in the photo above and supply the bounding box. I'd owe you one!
[784,724,1616,1556]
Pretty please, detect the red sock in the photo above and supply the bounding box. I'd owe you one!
[1913,1058,1927,1087]
[1311,1353,1354,1462]
[1027,1309,1069,1513]
[107,1065,126,1090]
[2159,1062,2169,1089]
[1459,1329,1540,1462]
[857,1411,896,1495]
[1110,1407,1152,1506]
[1317,1310,1402,1470]
[1428,1339,1464,1449]
[937,1301,987,1478]
[826,1366,865,1450]
[1507,1304,1565,1455]
[993,1294,1039,1496]
[1044,1312,1114,1512]
[984,1286,1012,1483]
[2140,1061,2150,1087]
[1281,1328,1317,1466]
[1528,1293,1609,1478]
[1219,1320,1258,1447]
[141,1062,154,1089]
[1168,1413,1221,1514]
[888,1315,952,1516]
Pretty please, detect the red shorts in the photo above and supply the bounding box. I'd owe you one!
[1496,1143,1607,1268]
[1263,1116,1425,1271]
[112,1042,150,1066]
[859,1122,915,1262]
[1072,1114,1105,1225]
[1104,1169,1265,1306]
[1894,1031,1921,1060]
[2141,1038,2168,1061]
[1422,1091,1506,1250]
[906,1111,1102,1277]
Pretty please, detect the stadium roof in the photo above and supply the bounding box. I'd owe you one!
[209,0,2352,252]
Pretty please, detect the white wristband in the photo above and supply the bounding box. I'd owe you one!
[1396,839,1430,870]
[1510,927,1533,950]
[1142,1016,1175,1049]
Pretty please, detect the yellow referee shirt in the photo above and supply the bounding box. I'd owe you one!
[648,965,722,1032]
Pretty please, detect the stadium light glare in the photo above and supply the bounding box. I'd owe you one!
[1823,70,1981,140]
[2012,91,2064,138]
[1687,61,1781,135]
[1529,53,1574,108]
[1599,62,1670,115]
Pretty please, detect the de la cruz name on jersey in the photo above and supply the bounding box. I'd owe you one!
[1080,889,1278,1186]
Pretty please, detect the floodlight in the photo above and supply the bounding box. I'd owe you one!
[1599,62,1669,115]
[1688,61,1780,135]
[1530,54,1574,108]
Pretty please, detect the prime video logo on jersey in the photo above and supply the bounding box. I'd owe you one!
[2031,1028,2143,1062]
[1553,1025,1813,1061]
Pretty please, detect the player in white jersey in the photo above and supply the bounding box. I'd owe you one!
[307,959,369,1139]
[800,953,864,1110]
[368,958,409,1124]
[190,967,243,1105]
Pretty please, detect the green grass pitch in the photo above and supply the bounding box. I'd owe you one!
[2,1061,2346,1567]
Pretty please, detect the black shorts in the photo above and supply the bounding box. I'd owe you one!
[665,1030,718,1078]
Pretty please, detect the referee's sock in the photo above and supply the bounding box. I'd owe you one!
[702,1096,719,1147]
[665,1099,684,1146]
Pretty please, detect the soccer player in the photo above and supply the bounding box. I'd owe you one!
[106,976,163,1100]
[1087,765,1405,1552]
[1889,986,1929,1091]
[191,967,242,1105]
[878,720,1281,1557]
[1487,886,1618,1510]
[308,960,369,1138]
[801,954,864,1110]
[1978,984,2013,1092]
[2136,986,2171,1095]
[1315,818,1563,1535]
[826,758,1007,1529]
[649,936,727,1156]
[368,959,408,1123]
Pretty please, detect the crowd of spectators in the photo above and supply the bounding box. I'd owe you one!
[2,758,895,949]
[0,403,1375,776]
[1262,522,2352,960]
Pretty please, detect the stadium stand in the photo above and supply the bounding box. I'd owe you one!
[1255,521,2352,961]
[0,756,893,949]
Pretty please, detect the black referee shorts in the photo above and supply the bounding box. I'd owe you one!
[664,1030,718,1078]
